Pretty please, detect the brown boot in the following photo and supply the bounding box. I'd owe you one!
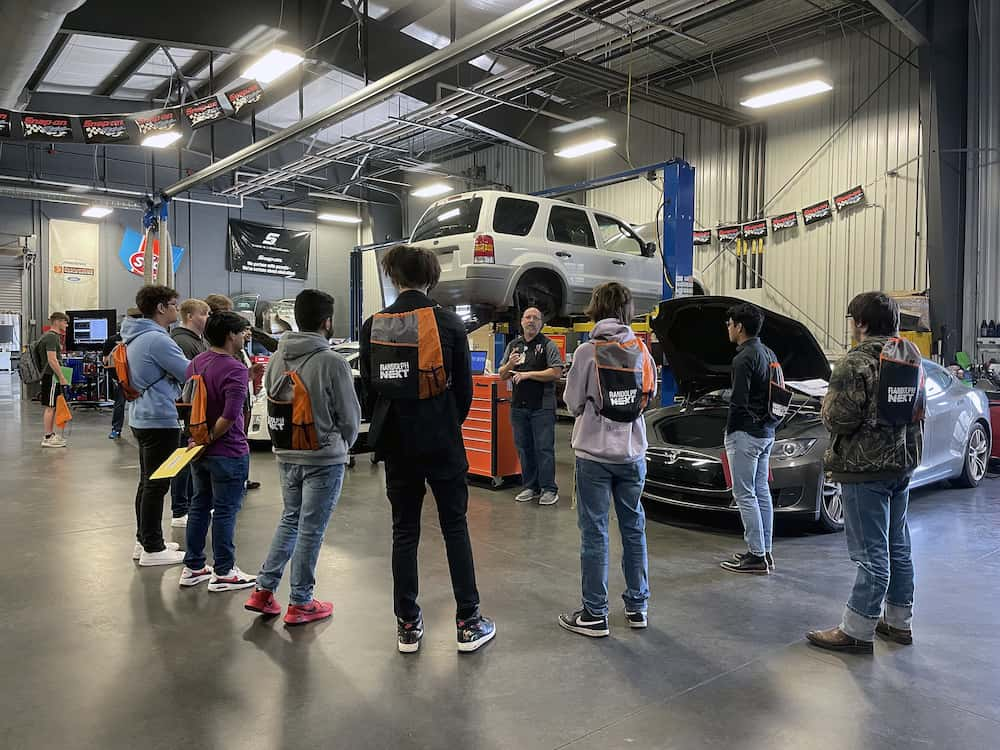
[876,619,913,645]
[806,626,874,654]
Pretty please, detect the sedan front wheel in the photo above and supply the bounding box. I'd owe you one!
[818,480,845,532]
[954,422,990,488]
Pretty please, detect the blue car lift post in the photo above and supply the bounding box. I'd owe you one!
[531,159,695,406]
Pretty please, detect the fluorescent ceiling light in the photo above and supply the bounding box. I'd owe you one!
[437,208,461,222]
[740,80,832,108]
[318,213,362,224]
[412,183,453,198]
[554,138,616,159]
[742,58,824,83]
[242,48,303,83]
[82,206,113,218]
[142,131,182,148]
[551,116,606,133]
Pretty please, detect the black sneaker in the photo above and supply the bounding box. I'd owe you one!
[397,616,423,653]
[720,553,769,574]
[558,608,610,637]
[456,614,496,652]
[733,550,775,571]
[624,609,648,629]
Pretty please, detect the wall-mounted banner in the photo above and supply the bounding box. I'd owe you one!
[82,116,129,144]
[771,212,798,232]
[132,109,180,137]
[834,185,865,211]
[21,113,75,141]
[717,225,742,243]
[227,220,311,280]
[226,81,264,116]
[50,220,100,312]
[183,96,226,129]
[0,109,11,137]
[802,200,833,225]
[742,220,768,239]
[693,230,712,246]
[118,227,185,277]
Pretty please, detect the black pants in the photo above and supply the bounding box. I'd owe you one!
[132,427,180,553]
[111,381,125,433]
[385,458,480,621]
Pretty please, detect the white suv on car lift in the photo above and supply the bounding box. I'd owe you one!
[408,190,665,320]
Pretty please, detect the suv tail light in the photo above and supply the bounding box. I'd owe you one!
[473,234,495,264]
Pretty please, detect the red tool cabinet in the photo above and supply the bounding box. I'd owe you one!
[463,375,521,488]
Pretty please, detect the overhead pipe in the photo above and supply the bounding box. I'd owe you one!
[0,183,144,210]
[0,0,86,108]
[163,0,593,198]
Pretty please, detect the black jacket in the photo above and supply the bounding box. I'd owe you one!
[360,290,472,475]
[170,326,207,360]
[727,337,777,439]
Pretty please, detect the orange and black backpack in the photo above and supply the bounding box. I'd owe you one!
[877,337,926,426]
[266,350,322,451]
[767,360,794,422]
[176,360,214,446]
[112,330,160,401]
[369,307,447,400]
[593,336,657,423]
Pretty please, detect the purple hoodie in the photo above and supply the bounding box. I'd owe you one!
[563,319,657,464]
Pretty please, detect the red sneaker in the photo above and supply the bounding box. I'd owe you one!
[244,589,282,616]
[284,599,334,626]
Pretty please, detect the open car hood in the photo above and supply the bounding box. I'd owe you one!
[652,296,831,396]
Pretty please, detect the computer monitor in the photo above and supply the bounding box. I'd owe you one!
[66,309,117,351]
[470,350,488,375]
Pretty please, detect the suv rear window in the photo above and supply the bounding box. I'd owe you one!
[411,198,483,242]
[493,197,539,236]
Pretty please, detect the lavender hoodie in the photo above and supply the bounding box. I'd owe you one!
[563,319,657,464]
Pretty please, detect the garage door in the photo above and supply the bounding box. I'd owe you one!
[0,266,22,312]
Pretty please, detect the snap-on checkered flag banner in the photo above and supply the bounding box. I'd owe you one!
[82,116,130,144]
[132,109,180,136]
[20,114,75,140]
[225,81,264,115]
[0,109,11,138]
[183,96,226,129]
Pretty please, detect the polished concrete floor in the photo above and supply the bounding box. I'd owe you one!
[2,372,999,750]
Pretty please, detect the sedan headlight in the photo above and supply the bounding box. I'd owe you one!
[773,438,817,460]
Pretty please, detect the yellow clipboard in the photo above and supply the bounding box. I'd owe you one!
[150,445,206,480]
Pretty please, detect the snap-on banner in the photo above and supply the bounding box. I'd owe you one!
[0,109,11,137]
[49,220,100,312]
[225,81,264,115]
[693,230,712,246]
[771,212,798,232]
[82,116,129,144]
[227,220,311,280]
[21,113,75,141]
[118,227,185,277]
[802,199,833,225]
[131,108,180,137]
[834,185,865,211]
[717,225,742,243]
[182,96,226,129]
[742,220,768,239]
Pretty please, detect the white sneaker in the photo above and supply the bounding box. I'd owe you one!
[179,565,214,587]
[208,565,256,592]
[539,491,559,506]
[170,515,188,528]
[41,435,67,448]
[138,548,186,567]
[133,541,180,560]
[515,489,539,503]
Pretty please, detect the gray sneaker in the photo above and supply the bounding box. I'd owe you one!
[539,491,559,506]
[515,489,538,503]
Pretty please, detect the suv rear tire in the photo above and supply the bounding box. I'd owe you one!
[513,271,563,321]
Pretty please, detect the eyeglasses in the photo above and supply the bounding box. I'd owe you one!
[166,301,179,308]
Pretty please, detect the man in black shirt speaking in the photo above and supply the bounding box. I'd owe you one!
[720,302,779,575]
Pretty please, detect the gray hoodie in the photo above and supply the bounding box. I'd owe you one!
[563,319,657,464]
[265,331,361,466]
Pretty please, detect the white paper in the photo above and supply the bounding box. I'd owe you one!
[786,379,829,398]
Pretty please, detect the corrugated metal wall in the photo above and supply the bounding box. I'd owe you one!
[583,23,923,352]
[967,0,1000,344]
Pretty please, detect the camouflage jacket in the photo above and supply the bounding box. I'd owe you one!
[821,337,923,481]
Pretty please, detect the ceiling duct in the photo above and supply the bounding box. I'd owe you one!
[0,183,144,211]
[0,0,87,108]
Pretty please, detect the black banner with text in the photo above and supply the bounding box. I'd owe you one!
[227,220,311,280]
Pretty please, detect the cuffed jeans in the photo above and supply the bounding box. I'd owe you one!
[575,457,650,617]
[257,462,345,606]
[184,454,249,576]
[840,477,915,641]
[725,431,774,556]
[132,427,180,553]
[511,406,557,494]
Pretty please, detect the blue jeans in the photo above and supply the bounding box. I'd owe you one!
[575,457,650,617]
[840,477,915,641]
[725,431,774,556]
[257,462,345,605]
[184,454,250,575]
[511,407,557,493]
